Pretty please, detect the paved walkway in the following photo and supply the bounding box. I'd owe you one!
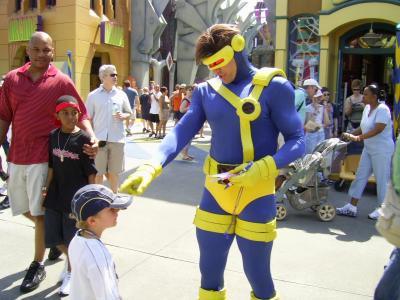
[0,121,392,299]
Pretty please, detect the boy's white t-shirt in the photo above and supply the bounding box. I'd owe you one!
[68,232,121,300]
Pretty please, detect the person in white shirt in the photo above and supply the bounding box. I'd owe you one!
[337,84,394,220]
[86,65,132,192]
[148,84,162,138]
[304,89,330,154]
[68,184,132,300]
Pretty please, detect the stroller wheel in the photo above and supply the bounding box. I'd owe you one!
[276,204,287,221]
[317,203,336,222]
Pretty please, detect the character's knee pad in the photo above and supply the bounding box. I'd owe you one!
[251,291,280,300]
[236,218,277,242]
[194,207,235,235]
[199,287,227,300]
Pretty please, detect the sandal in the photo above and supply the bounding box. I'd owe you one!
[182,156,193,161]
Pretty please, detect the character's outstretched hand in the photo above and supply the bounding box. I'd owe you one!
[119,163,162,195]
[229,156,278,187]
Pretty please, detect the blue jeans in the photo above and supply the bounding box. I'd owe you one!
[374,248,400,300]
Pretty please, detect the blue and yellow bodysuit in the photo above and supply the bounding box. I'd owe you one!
[131,36,304,299]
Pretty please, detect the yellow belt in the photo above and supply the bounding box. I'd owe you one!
[203,155,275,214]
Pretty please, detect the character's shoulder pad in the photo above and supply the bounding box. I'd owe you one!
[252,68,287,87]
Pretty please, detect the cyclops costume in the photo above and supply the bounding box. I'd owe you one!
[122,33,305,300]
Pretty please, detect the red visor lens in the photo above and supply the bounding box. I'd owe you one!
[209,58,225,69]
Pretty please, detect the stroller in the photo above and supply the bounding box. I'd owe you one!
[275,138,347,221]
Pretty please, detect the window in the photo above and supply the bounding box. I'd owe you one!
[288,16,320,86]
[46,0,56,6]
[112,0,116,19]
[344,26,396,49]
[15,0,22,11]
[29,0,37,9]
[102,0,106,15]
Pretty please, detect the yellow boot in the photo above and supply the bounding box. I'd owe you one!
[199,287,227,300]
[251,291,280,300]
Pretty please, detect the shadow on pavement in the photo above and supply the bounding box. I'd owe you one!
[121,139,381,243]
[278,187,381,243]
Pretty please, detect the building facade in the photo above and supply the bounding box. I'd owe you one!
[0,0,130,98]
[275,0,399,110]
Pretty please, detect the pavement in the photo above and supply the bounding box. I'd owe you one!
[0,121,393,300]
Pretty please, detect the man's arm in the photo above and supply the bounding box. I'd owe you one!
[268,78,305,168]
[0,119,10,147]
[88,174,96,184]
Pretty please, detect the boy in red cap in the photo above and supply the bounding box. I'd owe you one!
[42,95,97,297]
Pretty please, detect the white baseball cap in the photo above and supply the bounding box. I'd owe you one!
[303,78,321,89]
[313,89,323,98]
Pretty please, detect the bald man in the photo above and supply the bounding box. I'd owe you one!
[0,31,97,294]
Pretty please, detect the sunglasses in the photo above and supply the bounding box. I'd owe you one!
[323,93,330,96]
[352,88,360,91]
[109,73,118,78]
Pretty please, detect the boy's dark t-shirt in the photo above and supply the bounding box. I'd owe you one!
[43,128,97,213]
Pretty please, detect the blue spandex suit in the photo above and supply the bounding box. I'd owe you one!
[153,46,304,299]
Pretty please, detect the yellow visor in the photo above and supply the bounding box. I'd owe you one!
[202,45,234,70]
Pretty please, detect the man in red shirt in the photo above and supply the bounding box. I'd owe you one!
[0,31,96,293]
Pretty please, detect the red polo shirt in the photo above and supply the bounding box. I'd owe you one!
[0,63,89,164]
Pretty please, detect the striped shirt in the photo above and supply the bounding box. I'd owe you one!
[0,63,88,164]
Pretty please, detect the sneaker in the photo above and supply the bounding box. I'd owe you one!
[368,208,381,220]
[0,196,9,210]
[48,246,62,261]
[20,261,46,293]
[58,271,71,297]
[336,203,357,217]
[0,171,8,181]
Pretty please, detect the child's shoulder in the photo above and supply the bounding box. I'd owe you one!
[50,128,60,136]
[74,129,92,144]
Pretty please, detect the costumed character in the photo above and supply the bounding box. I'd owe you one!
[120,24,305,300]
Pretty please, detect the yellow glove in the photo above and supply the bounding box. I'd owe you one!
[119,162,162,195]
[229,156,278,187]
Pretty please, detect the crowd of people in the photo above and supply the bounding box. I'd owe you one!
[0,25,398,300]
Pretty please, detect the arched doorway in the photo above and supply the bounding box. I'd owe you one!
[338,23,396,106]
[90,52,110,92]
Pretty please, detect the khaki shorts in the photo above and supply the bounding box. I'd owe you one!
[8,163,48,216]
[95,142,125,175]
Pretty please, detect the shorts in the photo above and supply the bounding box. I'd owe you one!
[149,113,160,123]
[45,208,77,247]
[173,111,182,120]
[8,163,48,216]
[159,109,170,121]
[95,142,125,175]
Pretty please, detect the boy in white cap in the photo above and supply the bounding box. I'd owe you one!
[68,184,133,300]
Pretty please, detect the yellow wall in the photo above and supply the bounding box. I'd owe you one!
[275,0,399,98]
[274,0,288,72]
[0,0,130,99]
[320,2,400,97]
[320,2,400,35]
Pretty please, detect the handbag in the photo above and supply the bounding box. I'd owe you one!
[376,182,400,247]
